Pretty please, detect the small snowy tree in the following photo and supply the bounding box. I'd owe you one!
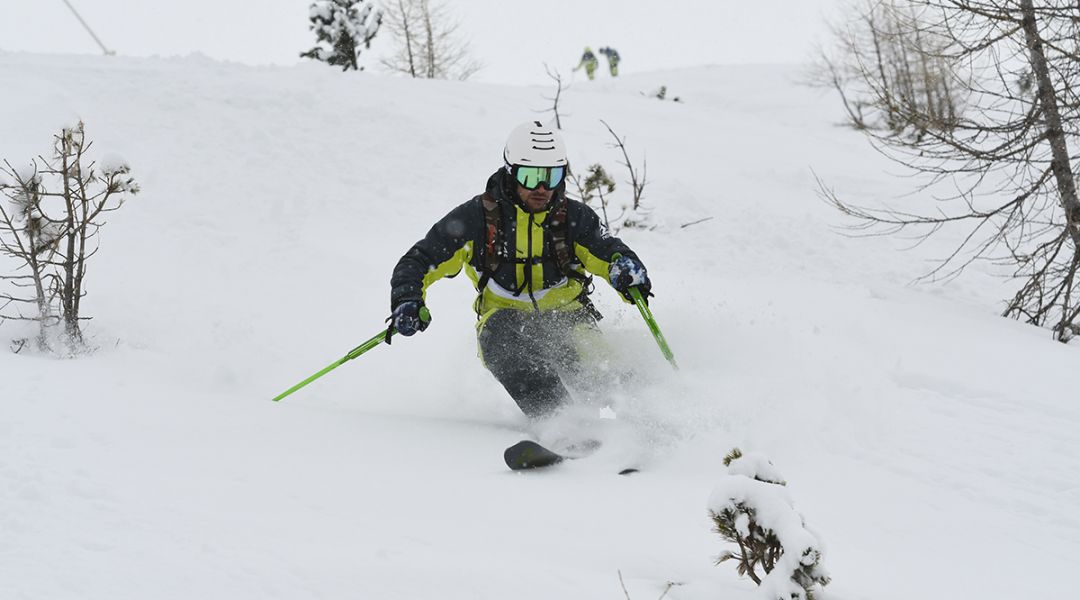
[0,121,139,354]
[571,163,616,231]
[708,448,831,600]
[300,0,383,71]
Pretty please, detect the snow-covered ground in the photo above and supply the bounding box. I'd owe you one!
[1,52,1078,600]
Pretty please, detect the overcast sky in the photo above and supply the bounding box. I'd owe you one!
[2,1,841,84]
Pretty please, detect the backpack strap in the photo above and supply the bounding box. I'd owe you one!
[545,196,588,284]
[547,197,600,320]
[480,192,502,274]
[475,192,503,317]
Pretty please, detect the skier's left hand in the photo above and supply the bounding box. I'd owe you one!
[609,255,651,303]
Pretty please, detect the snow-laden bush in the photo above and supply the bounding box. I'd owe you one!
[300,0,382,71]
[708,448,830,600]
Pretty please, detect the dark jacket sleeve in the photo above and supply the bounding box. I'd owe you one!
[567,200,643,278]
[390,199,479,310]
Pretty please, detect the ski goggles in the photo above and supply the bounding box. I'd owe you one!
[512,165,566,190]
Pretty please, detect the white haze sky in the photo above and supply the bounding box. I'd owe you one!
[2,0,842,84]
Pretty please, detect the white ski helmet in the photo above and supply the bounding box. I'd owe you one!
[503,121,568,168]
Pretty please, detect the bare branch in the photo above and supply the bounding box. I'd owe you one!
[617,570,632,600]
[599,119,648,210]
[813,0,1080,340]
[680,216,715,229]
[536,64,567,129]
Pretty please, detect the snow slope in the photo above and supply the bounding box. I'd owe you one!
[1,52,1078,600]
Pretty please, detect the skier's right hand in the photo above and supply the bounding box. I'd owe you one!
[392,300,430,336]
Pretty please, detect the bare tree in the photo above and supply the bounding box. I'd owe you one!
[0,122,139,352]
[810,0,965,138]
[538,64,567,129]
[379,0,481,80]
[600,120,648,210]
[379,0,420,77]
[818,0,1080,342]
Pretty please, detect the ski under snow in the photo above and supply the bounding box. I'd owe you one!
[503,440,638,475]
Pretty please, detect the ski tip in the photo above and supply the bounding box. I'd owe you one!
[504,440,564,471]
[618,468,640,476]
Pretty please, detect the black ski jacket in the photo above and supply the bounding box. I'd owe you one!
[390,169,641,322]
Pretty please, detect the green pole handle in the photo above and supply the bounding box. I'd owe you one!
[272,307,430,402]
[629,287,679,371]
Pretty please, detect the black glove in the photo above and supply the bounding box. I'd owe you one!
[392,300,430,336]
[609,255,652,302]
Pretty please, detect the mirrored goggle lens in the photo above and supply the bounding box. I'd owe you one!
[514,166,565,190]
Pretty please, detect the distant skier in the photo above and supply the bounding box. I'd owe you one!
[573,47,599,80]
[389,121,652,419]
[598,47,620,77]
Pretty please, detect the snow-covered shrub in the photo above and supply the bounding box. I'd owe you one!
[0,121,139,354]
[708,448,830,600]
[300,0,382,71]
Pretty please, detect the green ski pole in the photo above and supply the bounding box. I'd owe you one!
[612,253,678,370]
[272,307,430,402]
[629,287,679,371]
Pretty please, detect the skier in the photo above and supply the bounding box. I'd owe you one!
[389,121,652,419]
[573,47,599,80]
[598,47,621,77]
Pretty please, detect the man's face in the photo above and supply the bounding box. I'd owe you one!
[516,183,553,212]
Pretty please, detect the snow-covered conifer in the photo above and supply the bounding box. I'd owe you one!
[300,0,383,71]
[708,448,831,599]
